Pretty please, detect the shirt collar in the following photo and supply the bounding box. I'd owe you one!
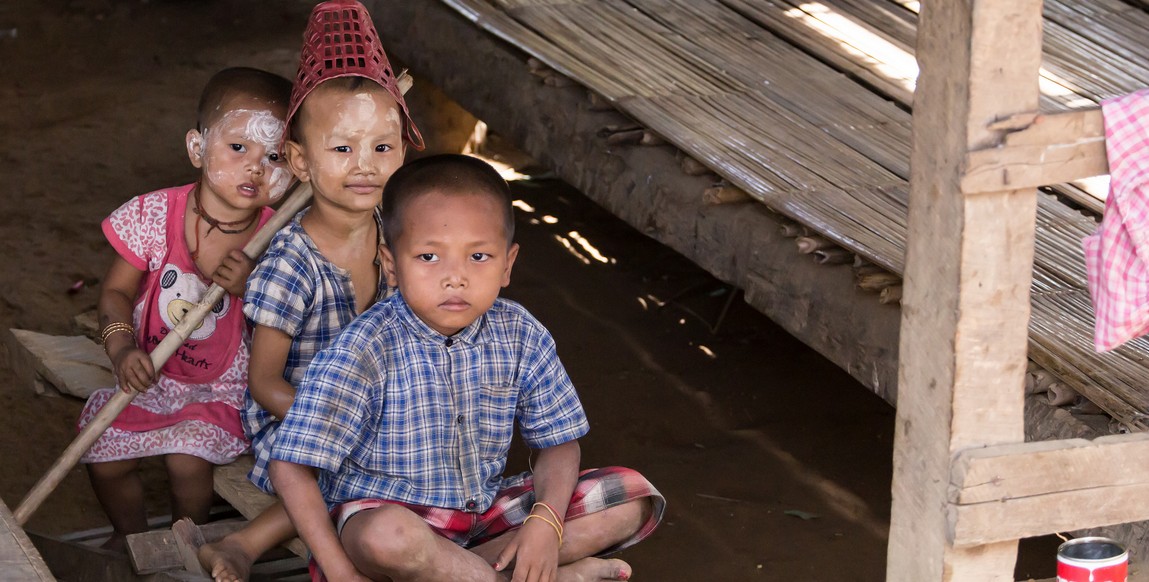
[391,292,490,347]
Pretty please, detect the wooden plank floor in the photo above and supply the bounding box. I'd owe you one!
[438,0,1149,429]
[0,498,54,581]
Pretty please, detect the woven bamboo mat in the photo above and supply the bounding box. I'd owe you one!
[441,0,1149,429]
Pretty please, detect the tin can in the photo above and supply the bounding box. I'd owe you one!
[1057,537,1128,582]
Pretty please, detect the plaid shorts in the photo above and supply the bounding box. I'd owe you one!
[309,466,665,581]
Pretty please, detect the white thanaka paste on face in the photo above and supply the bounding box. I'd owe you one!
[199,125,231,195]
[320,91,403,176]
[267,166,291,201]
[237,109,286,152]
[200,108,290,201]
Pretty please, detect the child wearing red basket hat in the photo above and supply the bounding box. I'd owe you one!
[195,1,424,580]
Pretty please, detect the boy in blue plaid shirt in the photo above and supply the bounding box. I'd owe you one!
[271,155,664,582]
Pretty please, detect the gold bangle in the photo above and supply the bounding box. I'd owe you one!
[532,502,564,533]
[100,322,135,345]
[523,514,563,545]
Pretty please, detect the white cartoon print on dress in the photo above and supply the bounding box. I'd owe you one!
[158,265,230,340]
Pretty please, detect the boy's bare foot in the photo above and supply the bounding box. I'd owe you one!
[558,557,633,582]
[198,537,256,582]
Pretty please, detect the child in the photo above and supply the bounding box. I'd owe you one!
[271,154,666,582]
[196,2,423,579]
[79,67,293,549]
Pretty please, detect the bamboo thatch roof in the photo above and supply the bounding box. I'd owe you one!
[442,0,1149,430]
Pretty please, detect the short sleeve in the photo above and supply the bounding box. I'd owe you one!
[516,325,589,449]
[244,244,315,338]
[102,192,170,271]
[271,345,372,472]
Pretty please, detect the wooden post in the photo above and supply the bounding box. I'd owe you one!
[887,0,1044,580]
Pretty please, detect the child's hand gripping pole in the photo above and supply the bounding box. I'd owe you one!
[13,72,412,526]
[12,181,313,526]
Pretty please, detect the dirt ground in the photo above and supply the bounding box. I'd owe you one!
[0,0,1060,580]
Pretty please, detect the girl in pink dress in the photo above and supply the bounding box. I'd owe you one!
[78,67,293,549]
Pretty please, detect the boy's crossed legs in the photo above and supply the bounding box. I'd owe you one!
[327,467,664,582]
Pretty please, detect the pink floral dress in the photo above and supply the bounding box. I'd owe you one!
[78,184,272,464]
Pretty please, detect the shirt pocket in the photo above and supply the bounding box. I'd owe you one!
[476,384,518,460]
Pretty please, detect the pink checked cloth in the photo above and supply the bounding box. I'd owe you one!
[1083,88,1149,352]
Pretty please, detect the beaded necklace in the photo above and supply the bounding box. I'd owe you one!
[189,186,258,261]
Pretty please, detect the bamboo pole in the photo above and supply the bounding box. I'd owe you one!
[795,235,833,254]
[814,247,854,265]
[702,184,752,205]
[13,72,413,526]
[639,131,665,146]
[605,128,645,146]
[857,271,901,292]
[778,221,806,238]
[679,154,711,176]
[1047,383,1079,407]
[14,181,313,526]
[879,285,903,304]
[586,91,615,111]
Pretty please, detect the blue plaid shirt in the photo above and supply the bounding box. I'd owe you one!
[271,292,590,512]
[241,207,386,492]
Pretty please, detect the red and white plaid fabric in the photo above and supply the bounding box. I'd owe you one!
[309,466,665,582]
[1083,89,1149,352]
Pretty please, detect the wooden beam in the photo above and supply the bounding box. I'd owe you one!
[887,0,1044,579]
[946,433,1149,546]
[0,498,53,581]
[951,483,1149,547]
[951,432,1149,505]
[4,329,114,399]
[961,108,1108,194]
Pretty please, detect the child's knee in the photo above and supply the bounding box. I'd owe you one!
[607,497,653,536]
[343,505,436,572]
[633,496,655,524]
[164,455,214,498]
[164,454,213,479]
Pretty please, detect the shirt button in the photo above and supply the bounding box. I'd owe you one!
[445,337,454,347]
[465,499,478,511]
[456,414,464,424]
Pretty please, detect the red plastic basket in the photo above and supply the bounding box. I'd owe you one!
[287,0,423,149]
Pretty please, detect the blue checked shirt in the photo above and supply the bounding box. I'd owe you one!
[241,207,387,492]
[271,292,590,512]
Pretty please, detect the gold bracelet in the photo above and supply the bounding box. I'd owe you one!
[523,514,563,545]
[100,322,135,345]
[532,502,564,533]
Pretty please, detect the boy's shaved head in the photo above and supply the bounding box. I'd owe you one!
[382,154,514,249]
[197,67,292,130]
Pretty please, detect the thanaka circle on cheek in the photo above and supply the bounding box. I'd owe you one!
[267,166,291,201]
